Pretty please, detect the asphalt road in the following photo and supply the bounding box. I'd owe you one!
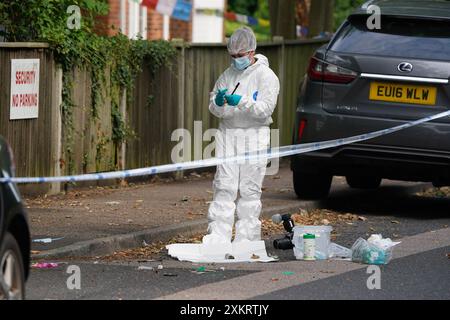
[26,180,450,300]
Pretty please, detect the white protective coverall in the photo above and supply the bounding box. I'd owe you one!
[203,44,280,244]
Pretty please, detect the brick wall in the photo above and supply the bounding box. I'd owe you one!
[169,18,192,41]
[96,0,121,36]
[148,9,164,40]
[94,0,192,41]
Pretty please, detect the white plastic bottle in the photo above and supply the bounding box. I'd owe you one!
[303,233,316,261]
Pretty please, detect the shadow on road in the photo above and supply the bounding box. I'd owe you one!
[324,184,450,220]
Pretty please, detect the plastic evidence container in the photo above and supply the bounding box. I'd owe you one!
[293,225,333,260]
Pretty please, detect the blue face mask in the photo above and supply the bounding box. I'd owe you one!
[233,55,251,70]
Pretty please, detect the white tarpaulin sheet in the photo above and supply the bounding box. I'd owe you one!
[166,241,278,263]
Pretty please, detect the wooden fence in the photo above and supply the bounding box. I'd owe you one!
[0,39,328,194]
[0,43,61,194]
[127,39,327,170]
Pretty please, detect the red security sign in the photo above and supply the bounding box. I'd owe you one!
[10,59,40,120]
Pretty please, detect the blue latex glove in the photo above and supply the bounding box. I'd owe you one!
[224,94,242,107]
[215,89,228,107]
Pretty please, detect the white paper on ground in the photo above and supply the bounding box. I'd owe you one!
[166,241,278,263]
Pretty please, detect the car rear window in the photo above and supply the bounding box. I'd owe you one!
[330,16,450,61]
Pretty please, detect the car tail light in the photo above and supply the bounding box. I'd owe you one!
[308,57,358,84]
[297,119,307,143]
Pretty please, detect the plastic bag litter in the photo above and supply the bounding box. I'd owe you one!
[351,234,401,265]
[329,243,352,260]
[32,237,64,244]
[31,262,59,269]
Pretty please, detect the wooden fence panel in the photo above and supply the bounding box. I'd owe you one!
[125,57,181,170]
[183,46,226,161]
[0,39,329,192]
[0,44,58,194]
[61,67,115,175]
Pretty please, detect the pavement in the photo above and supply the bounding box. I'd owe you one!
[26,161,432,259]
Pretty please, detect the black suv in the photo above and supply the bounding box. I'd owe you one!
[0,136,30,300]
[292,0,450,199]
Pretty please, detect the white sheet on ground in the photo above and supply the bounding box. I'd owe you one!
[166,240,278,263]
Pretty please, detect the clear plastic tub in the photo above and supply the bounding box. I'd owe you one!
[293,225,333,260]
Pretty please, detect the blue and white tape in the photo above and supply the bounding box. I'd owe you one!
[1,110,449,184]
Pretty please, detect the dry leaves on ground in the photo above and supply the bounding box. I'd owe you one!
[99,234,205,261]
[291,209,366,226]
[416,187,450,198]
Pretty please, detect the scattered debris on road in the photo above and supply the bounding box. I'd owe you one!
[137,266,154,271]
[105,201,121,206]
[32,262,59,269]
[33,237,64,244]
[191,266,218,275]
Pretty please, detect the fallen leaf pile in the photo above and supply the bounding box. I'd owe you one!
[416,187,450,198]
[99,234,205,261]
[261,209,368,237]
[261,219,285,237]
[291,209,367,227]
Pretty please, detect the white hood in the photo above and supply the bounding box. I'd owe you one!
[252,54,270,68]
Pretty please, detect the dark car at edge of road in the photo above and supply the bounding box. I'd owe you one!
[291,0,450,199]
[0,136,30,300]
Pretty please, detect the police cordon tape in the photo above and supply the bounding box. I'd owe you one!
[1,110,450,184]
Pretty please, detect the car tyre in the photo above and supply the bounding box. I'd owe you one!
[346,175,382,189]
[0,232,25,300]
[293,170,332,200]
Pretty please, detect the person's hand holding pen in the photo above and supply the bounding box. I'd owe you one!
[216,83,242,107]
[224,83,242,106]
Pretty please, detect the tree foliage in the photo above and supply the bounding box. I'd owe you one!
[228,0,259,16]
[334,0,366,29]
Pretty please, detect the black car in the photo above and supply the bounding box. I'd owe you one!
[0,136,30,300]
[291,0,450,199]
